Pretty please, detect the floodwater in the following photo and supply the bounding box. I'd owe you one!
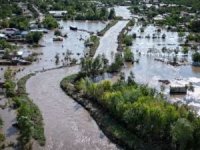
[0,7,131,149]
[15,21,107,78]
[26,66,118,150]
[94,21,128,64]
[0,96,18,148]
[123,23,200,113]
[113,6,132,20]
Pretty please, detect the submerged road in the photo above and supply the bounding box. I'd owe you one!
[26,66,118,150]
[94,21,128,64]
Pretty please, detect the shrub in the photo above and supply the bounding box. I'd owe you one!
[26,32,43,44]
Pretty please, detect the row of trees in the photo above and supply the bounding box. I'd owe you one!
[0,16,29,30]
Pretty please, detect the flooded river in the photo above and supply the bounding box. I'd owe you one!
[1,5,200,149]
[26,66,118,150]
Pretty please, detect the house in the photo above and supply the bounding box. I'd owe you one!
[0,28,19,37]
[153,15,164,21]
[143,0,150,3]
[49,11,68,18]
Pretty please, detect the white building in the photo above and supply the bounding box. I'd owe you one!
[49,11,68,18]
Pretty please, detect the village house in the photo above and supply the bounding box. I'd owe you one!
[49,11,68,18]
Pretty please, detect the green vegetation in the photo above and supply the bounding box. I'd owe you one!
[42,15,58,29]
[108,53,124,73]
[0,40,17,50]
[1,17,29,30]
[187,33,200,43]
[26,32,43,44]
[192,52,200,63]
[8,16,29,31]
[97,20,118,36]
[182,47,189,54]
[123,35,133,46]
[61,75,153,150]
[0,2,22,19]
[68,74,200,149]
[189,20,200,32]
[80,55,106,77]
[161,0,200,10]
[85,35,100,57]
[124,47,134,62]
[0,117,5,146]
[15,74,45,148]
[3,70,45,149]
[4,68,16,97]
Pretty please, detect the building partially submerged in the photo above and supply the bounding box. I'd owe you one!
[49,11,68,18]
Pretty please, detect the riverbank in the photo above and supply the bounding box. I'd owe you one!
[16,74,45,149]
[60,75,164,150]
[26,66,117,150]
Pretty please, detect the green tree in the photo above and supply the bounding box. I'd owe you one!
[124,47,134,62]
[108,8,116,19]
[171,118,194,150]
[42,15,58,29]
[26,32,43,44]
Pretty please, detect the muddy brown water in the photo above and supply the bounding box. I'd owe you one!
[26,66,118,150]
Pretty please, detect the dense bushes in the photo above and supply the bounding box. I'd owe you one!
[192,52,200,63]
[124,47,134,62]
[85,35,100,57]
[16,74,45,148]
[123,35,133,46]
[75,77,200,149]
[189,20,200,32]
[108,53,124,73]
[42,15,58,29]
[3,68,16,97]
[80,55,107,77]
[26,32,43,44]
[187,33,200,43]
[3,70,45,148]
[0,40,17,50]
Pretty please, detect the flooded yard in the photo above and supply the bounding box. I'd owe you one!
[123,23,200,114]
[15,21,107,78]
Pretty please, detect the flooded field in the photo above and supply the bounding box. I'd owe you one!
[26,66,118,150]
[15,21,107,78]
[123,23,200,113]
